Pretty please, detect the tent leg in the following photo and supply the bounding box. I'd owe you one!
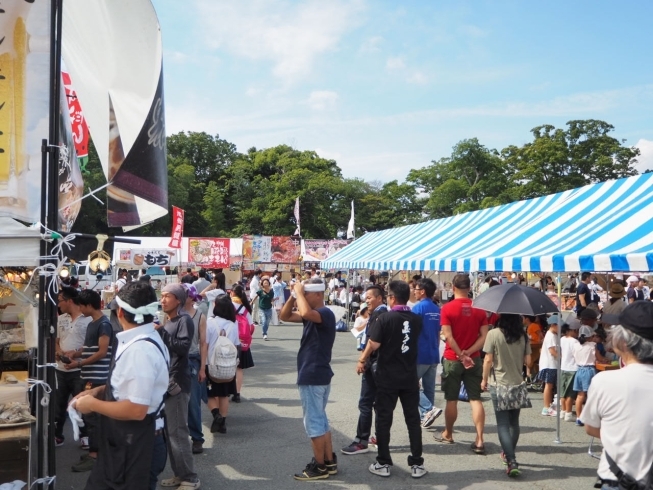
[554,273,563,444]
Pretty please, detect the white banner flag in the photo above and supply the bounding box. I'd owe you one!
[347,200,355,239]
[293,197,300,236]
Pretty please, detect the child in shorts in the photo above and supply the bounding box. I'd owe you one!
[559,322,579,422]
[573,325,608,426]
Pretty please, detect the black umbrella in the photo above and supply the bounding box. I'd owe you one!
[473,283,559,315]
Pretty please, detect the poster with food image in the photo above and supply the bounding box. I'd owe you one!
[188,238,230,268]
[242,235,254,260]
[328,239,350,257]
[303,240,330,261]
[270,236,300,263]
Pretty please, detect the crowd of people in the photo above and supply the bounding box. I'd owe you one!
[49,266,653,489]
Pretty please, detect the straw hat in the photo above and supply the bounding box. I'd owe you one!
[608,283,626,298]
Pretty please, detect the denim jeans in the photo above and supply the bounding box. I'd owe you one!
[355,369,377,443]
[260,308,273,335]
[187,355,205,443]
[490,386,521,462]
[374,387,423,467]
[298,384,331,438]
[165,392,198,482]
[416,363,437,419]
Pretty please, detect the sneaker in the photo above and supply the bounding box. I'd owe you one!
[369,435,378,446]
[341,441,369,455]
[54,437,64,447]
[565,412,575,422]
[368,462,391,477]
[411,464,427,478]
[71,455,96,472]
[547,407,558,417]
[325,453,338,475]
[80,436,89,450]
[160,476,182,487]
[500,451,508,465]
[541,407,551,416]
[506,461,521,477]
[421,407,443,428]
[192,440,203,454]
[178,481,201,489]
[232,394,241,403]
[293,458,329,481]
[576,419,585,427]
[263,334,268,341]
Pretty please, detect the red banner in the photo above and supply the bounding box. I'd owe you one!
[169,206,184,248]
[188,238,230,268]
[61,71,89,170]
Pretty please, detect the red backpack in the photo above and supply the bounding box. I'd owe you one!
[236,304,253,351]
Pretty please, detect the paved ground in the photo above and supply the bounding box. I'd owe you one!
[55,323,601,489]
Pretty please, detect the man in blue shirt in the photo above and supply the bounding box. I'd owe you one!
[280,278,337,481]
[411,278,443,428]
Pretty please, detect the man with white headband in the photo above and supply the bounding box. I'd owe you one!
[73,281,169,490]
[280,278,337,481]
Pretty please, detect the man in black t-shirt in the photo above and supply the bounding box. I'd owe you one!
[576,272,593,317]
[358,280,426,479]
[280,278,337,481]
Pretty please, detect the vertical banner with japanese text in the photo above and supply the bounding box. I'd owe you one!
[168,206,184,248]
[62,71,89,173]
[188,238,230,268]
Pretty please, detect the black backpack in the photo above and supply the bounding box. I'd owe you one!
[605,452,653,490]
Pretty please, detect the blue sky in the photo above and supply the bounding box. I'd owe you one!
[152,0,653,182]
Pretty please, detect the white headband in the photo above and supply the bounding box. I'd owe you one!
[304,283,326,292]
[115,296,160,324]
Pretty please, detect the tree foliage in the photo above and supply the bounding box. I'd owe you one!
[72,120,640,239]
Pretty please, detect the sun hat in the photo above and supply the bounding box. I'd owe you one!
[547,314,560,325]
[182,283,202,302]
[579,325,594,338]
[602,301,653,340]
[359,302,368,313]
[608,283,626,298]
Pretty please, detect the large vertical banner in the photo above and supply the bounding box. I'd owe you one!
[57,73,84,232]
[61,0,168,230]
[0,1,50,222]
[61,71,89,173]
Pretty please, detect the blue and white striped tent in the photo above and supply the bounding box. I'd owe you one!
[322,173,653,272]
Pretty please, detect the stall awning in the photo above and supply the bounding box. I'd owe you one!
[0,218,42,267]
[322,173,653,273]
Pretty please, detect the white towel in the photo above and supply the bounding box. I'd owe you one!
[0,480,26,490]
[67,401,85,441]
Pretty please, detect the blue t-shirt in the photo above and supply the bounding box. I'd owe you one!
[297,306,336,385]
[412,299,441,365]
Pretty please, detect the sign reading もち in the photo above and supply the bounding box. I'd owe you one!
[188,238,230,268]
[118,249,175,267]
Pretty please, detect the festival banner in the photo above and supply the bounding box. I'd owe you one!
[57,73,84,232]
[61,71,89,173]
[0,1,50,223]
[271,236,301,263]
[328,239,350,256]
[303,240,330,261]
[117,248,176,267]
[242,235,272,263]
[62,0,168,229]
[188,238,230,268]
[168,206,184,248]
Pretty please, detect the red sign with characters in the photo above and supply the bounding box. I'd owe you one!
[169,206,184,249]
[188,238,230,268]
[61,71,89,166]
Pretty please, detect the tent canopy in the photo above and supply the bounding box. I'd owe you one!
[0,218,42,267]
[322,173,653,273]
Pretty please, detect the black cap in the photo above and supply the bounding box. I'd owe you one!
[602,301,653,340]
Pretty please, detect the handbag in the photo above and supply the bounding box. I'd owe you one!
[492,336,532,411]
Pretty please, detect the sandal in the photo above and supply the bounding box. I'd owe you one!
[433,432,454,444]
[471,443,486,455]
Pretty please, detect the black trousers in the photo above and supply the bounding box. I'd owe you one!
[82,382,105,452]
[374,387,423,467]
[54,370,85,439]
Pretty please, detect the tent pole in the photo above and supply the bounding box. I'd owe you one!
[554,272,563,444]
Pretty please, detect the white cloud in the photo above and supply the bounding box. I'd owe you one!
[386,56,405,71]
[197,0,364,83]
[305,90,339,110]
[359,35,383,53]
[315,148,342,161]
[635,139,653,172]
[407,71,428,85]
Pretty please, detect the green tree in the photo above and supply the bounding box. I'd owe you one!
[407,138,510,218]
[502,119,640,200]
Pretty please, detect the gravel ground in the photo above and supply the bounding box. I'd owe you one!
[54,323,601,490]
